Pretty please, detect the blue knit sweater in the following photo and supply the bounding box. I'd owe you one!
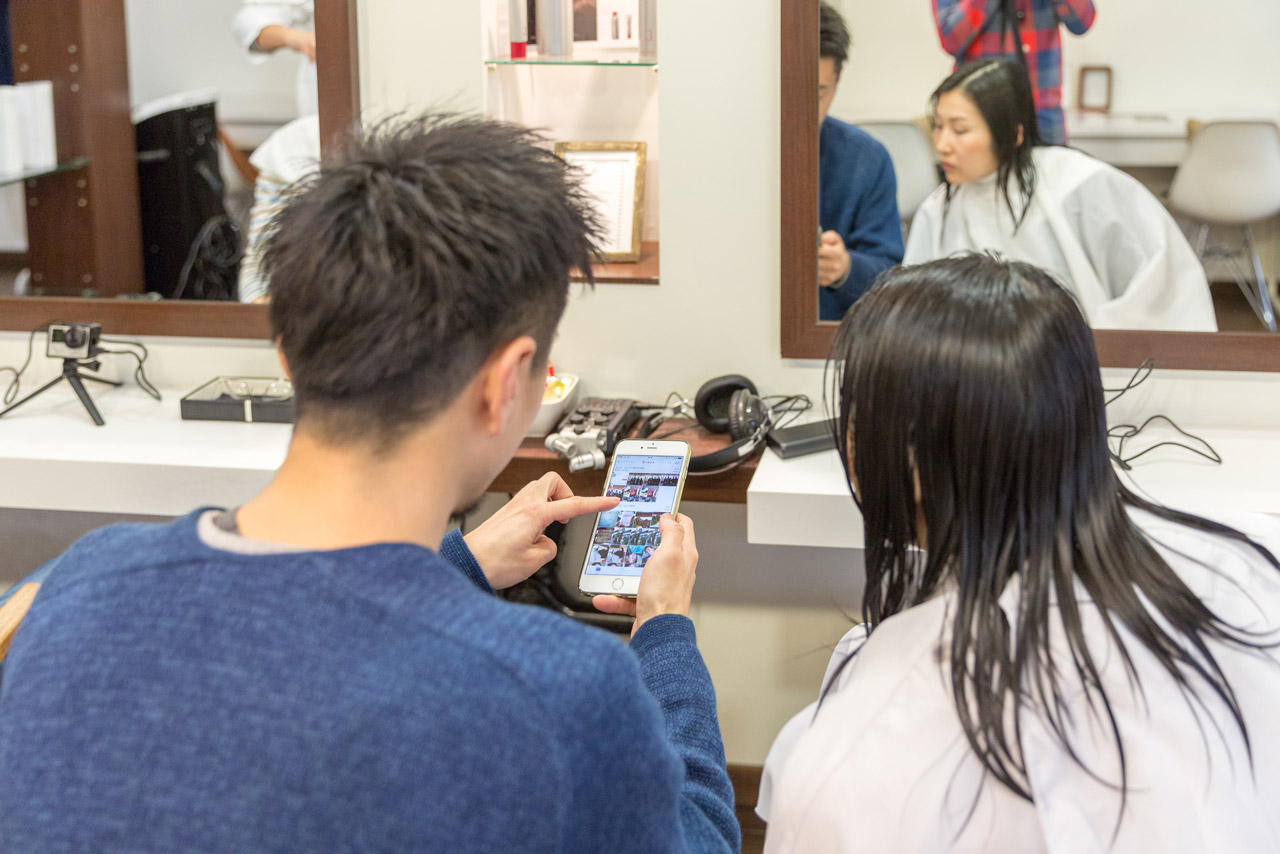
[819,117,904,321]
[0,511,739,853]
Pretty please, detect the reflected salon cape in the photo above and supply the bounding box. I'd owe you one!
[904,146,1217,331]
[758,508,1280,853]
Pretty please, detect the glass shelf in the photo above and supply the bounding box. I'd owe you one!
[486,46,656,67]
[0,157,91,188]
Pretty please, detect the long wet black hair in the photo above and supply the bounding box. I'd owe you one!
[825,254,1279,815]
[932,58,1042,230]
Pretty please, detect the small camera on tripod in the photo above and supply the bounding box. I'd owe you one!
[47,322,102,360]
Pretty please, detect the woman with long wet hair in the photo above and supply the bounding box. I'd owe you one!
[759,255,1280,852]
[905,58,1217,332]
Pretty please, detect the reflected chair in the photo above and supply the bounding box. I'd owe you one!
[1167,120,1280,332]
[855,119,942,234]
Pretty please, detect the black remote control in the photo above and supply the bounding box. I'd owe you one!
[554,398,640,457]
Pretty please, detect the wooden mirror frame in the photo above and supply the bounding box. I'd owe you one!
[0,0,362,340]
[780,1,1280,371]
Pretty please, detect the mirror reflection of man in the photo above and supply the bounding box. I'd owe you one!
[817,2,904,321]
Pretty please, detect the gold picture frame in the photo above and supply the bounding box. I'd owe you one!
[1078,65,1113,113]
[554,141,646,262]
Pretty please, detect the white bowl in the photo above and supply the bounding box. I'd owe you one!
[527,373,579,437]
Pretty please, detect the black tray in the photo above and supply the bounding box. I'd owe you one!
[180,377,295,424]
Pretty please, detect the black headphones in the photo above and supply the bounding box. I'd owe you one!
[644,374,771,472]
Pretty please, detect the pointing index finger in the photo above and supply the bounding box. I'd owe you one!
[539,471,576,502]
[543,494,619,525]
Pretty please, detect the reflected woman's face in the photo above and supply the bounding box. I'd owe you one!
[932,90,999,185]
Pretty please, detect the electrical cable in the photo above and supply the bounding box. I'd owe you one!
[1108,415,1223,471]
[1102,359,1221,471]
[1103,358,1155,405]
[763,393,812,430]
[688,393,814,477]
[170,162,241,301]
[0,325,44,406]
[172,214,240,301]
[97,339,162,402]
[631,388,814,474]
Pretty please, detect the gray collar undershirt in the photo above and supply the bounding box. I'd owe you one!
[197,509,306,556]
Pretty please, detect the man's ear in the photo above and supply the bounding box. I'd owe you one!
[479,335,539,435]
[275,341,292,380]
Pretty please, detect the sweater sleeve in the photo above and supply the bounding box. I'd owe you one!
[437,529,494,594]
[553,614,738,853]
[827,146,904,315]
[1053,0,1096,35]
[932,0,998,57]
[630,615,738,851]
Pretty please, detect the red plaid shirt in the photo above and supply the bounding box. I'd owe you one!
[932,0,1096,113]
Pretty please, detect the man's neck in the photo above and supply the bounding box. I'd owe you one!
[234,429,463,553]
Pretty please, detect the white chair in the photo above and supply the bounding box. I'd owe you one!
[1167,121,1280,333]
[855,120,941,231]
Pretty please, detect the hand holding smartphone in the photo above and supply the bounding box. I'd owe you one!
[589,511,700,636]
[579,439,691,599]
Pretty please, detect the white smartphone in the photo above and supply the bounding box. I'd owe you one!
[578,439,692,598]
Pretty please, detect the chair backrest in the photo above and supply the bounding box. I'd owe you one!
[0,582,40,661]
[1168,120,1280,225]
[855,120,941,222]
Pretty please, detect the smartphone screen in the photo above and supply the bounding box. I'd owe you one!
[579,440,690,595]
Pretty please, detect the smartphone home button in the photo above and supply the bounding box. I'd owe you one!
[611,578,624,591]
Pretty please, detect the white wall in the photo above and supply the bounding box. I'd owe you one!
[832,0,1280,123]
[362,0,817,407]
[358,1,484,117]
[124,0,300,124]
[831,0,952,121]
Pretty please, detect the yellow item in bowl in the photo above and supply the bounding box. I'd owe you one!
[543,379,568,404]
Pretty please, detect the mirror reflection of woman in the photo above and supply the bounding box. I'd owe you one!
[759,255,1280,852]
[905,59,1217,332]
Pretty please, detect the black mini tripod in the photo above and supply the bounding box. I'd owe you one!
[0,357,122,426]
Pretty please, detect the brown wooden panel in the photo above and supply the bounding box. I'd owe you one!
[488,419,759,503]
[9,0,142,298]
[10,0,93,296]
[8,2,83,158]
[18,171,95,296]
[779,0,822,358]
[315,0,362,155]
[787,312,1280,372]
[729,763,767,854]
[1093,329,1280,372]
[0,298,271,339]
[78,0,143,297]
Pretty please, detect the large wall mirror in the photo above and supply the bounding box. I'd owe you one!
[0,0,359,339]
[781,0,1280,371]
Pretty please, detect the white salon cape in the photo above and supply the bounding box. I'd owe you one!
[759,508,1280,853]
[233,0,317,117]
[904,147,1217,331]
